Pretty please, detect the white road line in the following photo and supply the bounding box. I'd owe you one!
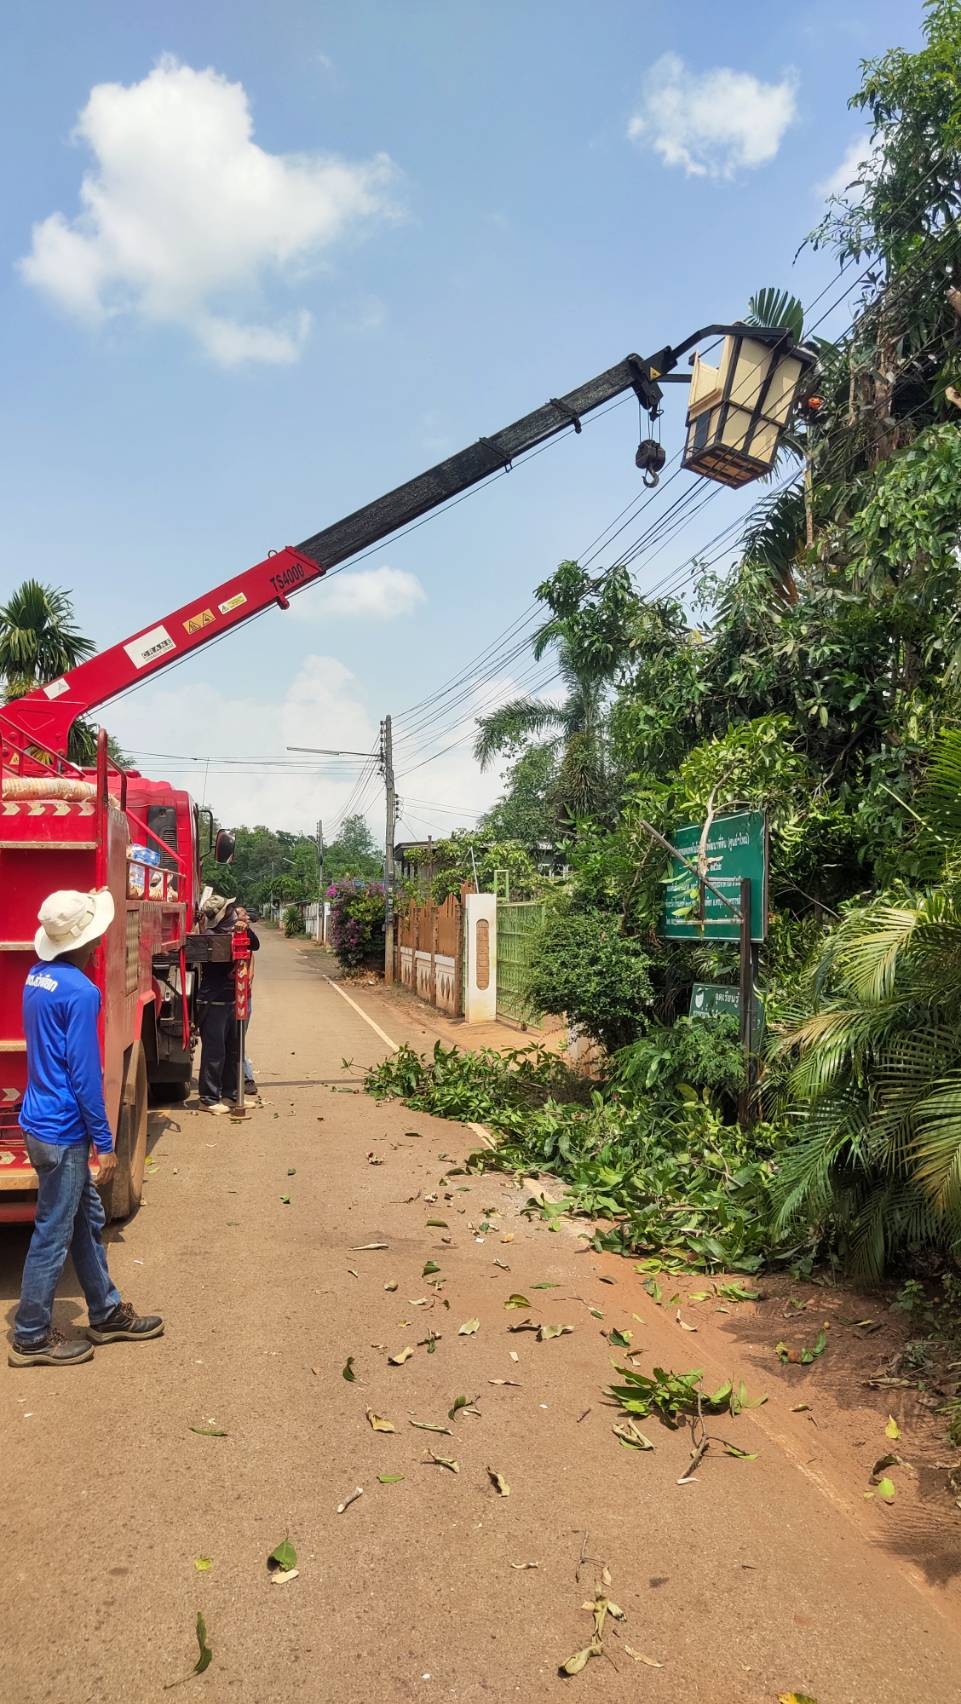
[324,976,399,1052]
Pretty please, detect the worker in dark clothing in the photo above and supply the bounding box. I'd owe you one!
[197,895,260,1113]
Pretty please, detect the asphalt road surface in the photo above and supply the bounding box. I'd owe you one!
[2,928,960,1703]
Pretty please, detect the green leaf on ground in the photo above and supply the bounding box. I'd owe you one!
[280,1195,291,1205]
[643,1278,663,1304]
[613,1421,654,1451]
[885,1415,901,1440]
[458,1318,480,1335]
[448,1393,479,1420]
[189,1426,227,1437]
[193,1557,212,1572]
[717,1282,762,1302]
[342,1357,356,1382]
[426,1450,459,1472]
[287,1168,296,1176]
[877,1476,897,1500]
[559,1647,594,1675]
[531,1282,560,1289]
[268,1538,297,1571]
[423,1260,440,1276]
[366,1408,395,1433]
[538,1323,573,1341]
[609,1327,632,1349]
[426,1219,449,1228]
[505,1294,531,1309]
[377,1474,405,1484]
[409,1418,452,1434]
[194,1612,213,1675]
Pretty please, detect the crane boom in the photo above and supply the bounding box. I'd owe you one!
[0,349,672,757]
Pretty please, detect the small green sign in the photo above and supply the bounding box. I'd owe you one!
[689,982,764,1035]
[660,810,767,942]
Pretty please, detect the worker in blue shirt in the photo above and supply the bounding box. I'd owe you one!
[9,889,163,1367]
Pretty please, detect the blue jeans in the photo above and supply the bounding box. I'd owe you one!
[14,1137,121,1344]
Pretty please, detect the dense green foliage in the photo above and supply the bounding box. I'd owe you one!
[201,814,379,910]
[524,912,653,1051]
[0,579,127,767]
[327,879,385,969]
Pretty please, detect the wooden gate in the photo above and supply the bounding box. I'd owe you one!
[395,890,463,1016]
[496,900,545,1023]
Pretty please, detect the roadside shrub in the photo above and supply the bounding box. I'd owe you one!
[284,905,305,937]
[611,1015,744,1105]
[524,911,653,1051]
[328,879,385,970]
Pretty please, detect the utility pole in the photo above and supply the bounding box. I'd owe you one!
[315,818,325,891]
[382,716,396,984]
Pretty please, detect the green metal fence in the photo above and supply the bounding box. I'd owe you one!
[496,900,545,1024]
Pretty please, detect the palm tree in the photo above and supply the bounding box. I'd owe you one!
[768,729,961,1274]
[473,627,609,825]
[0,579,94,698]
[0,579,126,768]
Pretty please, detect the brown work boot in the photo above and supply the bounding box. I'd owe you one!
[8,1326,95,1367]
[87,1301,164,1344]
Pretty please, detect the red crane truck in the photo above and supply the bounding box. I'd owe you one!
[0,324,812,1225]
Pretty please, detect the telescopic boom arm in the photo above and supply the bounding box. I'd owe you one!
[0,334,716,757]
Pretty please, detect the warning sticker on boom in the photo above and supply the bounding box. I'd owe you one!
[42,677,70,700]
[183,608,215,635]
[218,592,247,615]
[124,625,176,670]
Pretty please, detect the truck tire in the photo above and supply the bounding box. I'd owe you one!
[150,1078,190,1105]
[105,1042,148,1222]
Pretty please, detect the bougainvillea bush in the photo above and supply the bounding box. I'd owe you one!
[327,880,385,971]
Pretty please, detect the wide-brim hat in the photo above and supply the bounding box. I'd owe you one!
[204,893,236,928]
[35,888,115,962]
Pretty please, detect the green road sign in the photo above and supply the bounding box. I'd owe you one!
[660,810,767,942]
[689,982,765,1035]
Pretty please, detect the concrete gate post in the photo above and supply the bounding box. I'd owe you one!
[464,893,496,1024]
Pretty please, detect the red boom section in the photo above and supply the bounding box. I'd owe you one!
[0,546,323,758]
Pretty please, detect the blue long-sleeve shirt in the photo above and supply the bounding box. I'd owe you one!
[20,961,114,1153]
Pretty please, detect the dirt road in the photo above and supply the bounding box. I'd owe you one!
[2,928,960,1703]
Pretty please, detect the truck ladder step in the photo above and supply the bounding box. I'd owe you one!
[0,1040,28,1052]
[0,942,33,952]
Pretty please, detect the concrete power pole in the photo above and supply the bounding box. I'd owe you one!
[382,716,396,984]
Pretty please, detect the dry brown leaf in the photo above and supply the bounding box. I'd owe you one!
[538,1323,574,1341]
[366,1409,395,1433]
[335,1486,364,1513]
[426,1449,459,1473]
[624,1646,663,1667]
[559,1647,593,1676]
[675,1309,698,1332]
[388,1347,414,1366]
[458,1318,480,1335]
[408,1417,452,1435]
[270,1567,299,1585]
[487,1466,511,1496]
[510,1561,539,1570]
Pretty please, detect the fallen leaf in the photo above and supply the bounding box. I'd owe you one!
[352,1242,389,1251]
[777,1695,819,1703]
[426,1218,449,1228]
[885,1415,901,1440]
[791,1404,811,1413]
[488,1379,521,1387]
[538,1323,574,1341]
[675,1310,697,1332]
[268,1538,297,1573]
[876,1476,896,1501]
[589,1308,604,1320]
[609,1327,632,1349]
[493,1257,511,1270]
[448,1393,479,1420]
[426,1450,459,1473]
[347,1268,358,1278]
[342,1357,356,1382]
[509,1351,519,1363]
[597,1275,615,1285]
[279,1195,291,1205]
[336,1486,364,1513]
[487,1466,511,1496]
[409,1297,430,1307]
[377,1474,405,1484]
[531,1281,561,1289]
[624,1646,663,1667]
[722,1443,758,1460]
[559,1647,594,1676]
[270,1567,299,1585]
[384,1281,398,1292]
[286,1168,296,1177]
[409,1418,452,1434]
[189,1426,227,1437]
[418,1330,442,1354]
[510,1561,539,1570]
[687,1291,712,1303]
[388,1347,414,1366]
[194,1612,213,1676]
[193,1557,212,1572]
[423,1260,441,1277]
[458,1318,480,1335]
[367,1153,384,1165]
[366,1409,395,1433]
[505,1294,531,1309]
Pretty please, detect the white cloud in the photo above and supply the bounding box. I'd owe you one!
[19,56,398,365]
[817,134,878,201]
[291,565,426,623]
[628,53,797,180]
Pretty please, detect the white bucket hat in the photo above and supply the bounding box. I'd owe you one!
[35,889,115,962]
[203,893,236,928]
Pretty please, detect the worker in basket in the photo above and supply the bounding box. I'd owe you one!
[9,889,164,1368]
[197,894,260,1113]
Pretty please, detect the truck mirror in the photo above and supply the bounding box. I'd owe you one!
[215,829,236,864]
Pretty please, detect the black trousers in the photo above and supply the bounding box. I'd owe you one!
[198,1002,241,1104]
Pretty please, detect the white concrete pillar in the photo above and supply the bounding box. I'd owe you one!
[464,893,496,1023]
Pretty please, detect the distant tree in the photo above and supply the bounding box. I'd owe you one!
[0,578,127,767]
[325,813,382,883]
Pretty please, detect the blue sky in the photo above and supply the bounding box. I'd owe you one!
[0,0,919,839]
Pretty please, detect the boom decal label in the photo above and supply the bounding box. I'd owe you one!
[42,677,70,700]
[184,608,215,635]
[218,592,247,615]
[124,625,176,670]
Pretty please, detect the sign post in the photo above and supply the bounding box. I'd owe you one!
[737,876,755,1128]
